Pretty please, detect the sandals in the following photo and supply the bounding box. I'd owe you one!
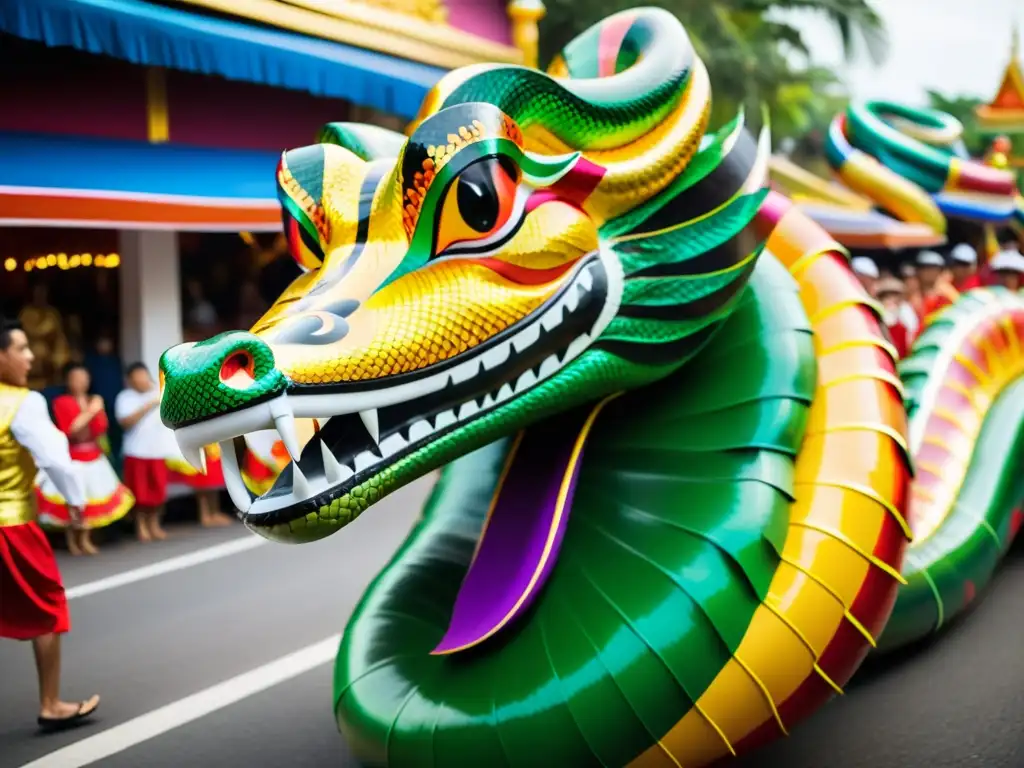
[37,696,100,733]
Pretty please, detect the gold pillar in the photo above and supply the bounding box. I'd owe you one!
[508,0,546,70]
[146,67,170,144]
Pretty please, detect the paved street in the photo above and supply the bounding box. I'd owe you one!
[1,476,1021,768]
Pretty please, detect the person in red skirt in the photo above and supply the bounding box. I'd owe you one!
[36,362,134,555]
[114,362,176,542]
[0,316,100,731]
[166,441,234,527]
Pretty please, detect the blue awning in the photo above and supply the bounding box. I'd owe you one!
[0,131,284,230]
[0,0,446,119]
[0,131,280,198]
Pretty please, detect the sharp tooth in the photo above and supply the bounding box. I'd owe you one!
[359,409,380,444]
[379,433,407,458]
[354,450,377,472]
[320,441,353,485]
[565,287,580,312]
[451,357,481,386]
[482,341,511,371]
[512,322,541,353]
[273,412,302,463]
[541,307,561,332]
[176,435,207,473]
[538,354,560,379]
[291,462,313,499]
[458,400,479,420]
[496,383,514,402]
[515,369,537,392]
[433,409,457,430]
[218,440,251,514]
[579,268,594,291]
[408,419,432,442]
[564,334,590,361]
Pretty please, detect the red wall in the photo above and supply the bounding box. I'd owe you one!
[0,35,149,142]
[444,0,512,46]
[0,33,352,152]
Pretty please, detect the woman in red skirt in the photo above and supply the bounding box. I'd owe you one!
[1,317,100,730]
[36,363,134,554]
[166,441,234,527]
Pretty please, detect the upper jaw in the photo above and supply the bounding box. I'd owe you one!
[172,255,614,525]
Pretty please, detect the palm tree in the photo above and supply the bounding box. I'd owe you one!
[538,0,887,142]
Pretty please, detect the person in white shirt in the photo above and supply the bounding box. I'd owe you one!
[114,362,176,542]
[990,246,1024,292]
[0,316,100,731]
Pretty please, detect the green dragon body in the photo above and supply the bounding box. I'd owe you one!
[158,9,1024,766]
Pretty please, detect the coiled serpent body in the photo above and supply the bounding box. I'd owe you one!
[158,9,1024,766]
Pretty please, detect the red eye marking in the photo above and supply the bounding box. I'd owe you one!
[220,351,256,387]
[474,258,575,285]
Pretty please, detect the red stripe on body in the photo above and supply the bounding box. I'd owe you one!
[721,425,911,761]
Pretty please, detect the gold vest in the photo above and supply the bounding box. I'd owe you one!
[0,383,38,527]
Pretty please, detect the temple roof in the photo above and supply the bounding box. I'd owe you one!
[976,24,1024,131]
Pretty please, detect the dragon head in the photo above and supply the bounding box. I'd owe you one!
[159,8,770,544]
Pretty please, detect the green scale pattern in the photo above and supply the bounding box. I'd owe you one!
[159,332,285,427]
[334,254,818,767]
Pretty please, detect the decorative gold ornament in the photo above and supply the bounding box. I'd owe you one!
[349,0,448,24]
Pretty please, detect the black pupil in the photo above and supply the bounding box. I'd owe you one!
[456,159,502,233]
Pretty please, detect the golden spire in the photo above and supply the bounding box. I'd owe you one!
[508,0,546,69]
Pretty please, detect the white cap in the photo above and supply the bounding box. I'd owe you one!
[949,243,977,266]
[916,250,945,267]
[990,247,1024,274]
[851,256,879,279]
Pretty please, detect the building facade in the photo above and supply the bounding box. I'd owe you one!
[0,0,542,385]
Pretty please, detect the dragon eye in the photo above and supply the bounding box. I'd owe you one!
[456,162,501,232]
[435,156,520,255]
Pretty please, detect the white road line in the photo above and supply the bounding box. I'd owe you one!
[65,536,267,600]
[19,634,341,768]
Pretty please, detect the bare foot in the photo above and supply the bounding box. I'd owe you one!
[136,523,152,543]
[150,525,168,541]
[65,531,83,556]
[201,512,234,527]
[81,535,100,556]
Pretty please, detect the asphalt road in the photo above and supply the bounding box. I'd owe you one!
[1,477,1021,768]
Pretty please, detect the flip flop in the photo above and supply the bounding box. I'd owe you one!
[37,697,100,733]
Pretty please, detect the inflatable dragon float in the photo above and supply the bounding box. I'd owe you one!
[771,98,1024,254]
[158,9,1024,766]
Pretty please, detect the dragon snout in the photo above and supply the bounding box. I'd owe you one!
[160,331,287,430]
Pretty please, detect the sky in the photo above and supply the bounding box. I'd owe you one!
[776,0,1021,105]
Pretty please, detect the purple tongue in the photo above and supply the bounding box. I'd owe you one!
[431,396,616,655]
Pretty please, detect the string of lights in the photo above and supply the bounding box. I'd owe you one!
[3,253,122,272]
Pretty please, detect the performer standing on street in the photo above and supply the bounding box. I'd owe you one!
[115,362,175,542]
[36,362,134,555]
[0,316,100,731]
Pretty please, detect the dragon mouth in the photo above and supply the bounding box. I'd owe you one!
[172,256,612,530]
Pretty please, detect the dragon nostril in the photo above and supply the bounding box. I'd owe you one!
[220,350,256,387]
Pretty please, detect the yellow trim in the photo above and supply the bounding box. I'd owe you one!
[432,393,623,656]
[629,205,909,766]
[146,67,170,144]
[173,0,523,70]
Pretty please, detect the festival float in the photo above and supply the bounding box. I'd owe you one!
[158,8,1024,766]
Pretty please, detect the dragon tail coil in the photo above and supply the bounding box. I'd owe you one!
[882,287,1024,651]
